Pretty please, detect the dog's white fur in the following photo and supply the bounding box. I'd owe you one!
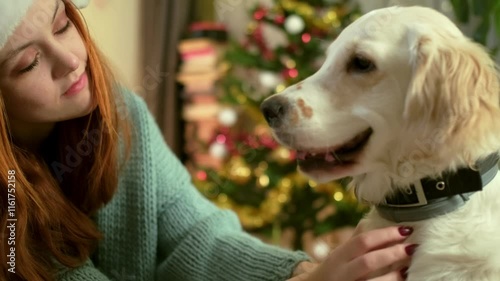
[263,6,500,280]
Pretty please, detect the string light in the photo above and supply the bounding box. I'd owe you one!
[334,192,344,202]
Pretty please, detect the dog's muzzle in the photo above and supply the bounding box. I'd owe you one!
[260,96,290,128]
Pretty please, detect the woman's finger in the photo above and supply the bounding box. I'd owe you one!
[336,226,413,261]
[346,243,413,279]
[367,268,407,281]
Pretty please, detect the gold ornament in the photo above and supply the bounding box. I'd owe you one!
[289,172,309,188]
[227,157,252,185]
[332,19,341,29]
[295,3,314,19]
[235,92,249,104]
[280,0,294,11]
[217,193,229,204]
[257,174,270,188]
[271,5,284,15]
[325,9,338,22]
[254,161,269,177]
[277,192,289,204]
[238,206,265,228]
[244,104,266,123]
[247,22,258,34]
[277,177,293,194]
[260,199,281,222]
[312,18,327,31]
[216,194,234,210]
[275,84,286,93]
[284,59,296,69]
[229,86,249,105]
[309,180,318,188]
[254,124,271,137]
[280,0,314,20]
[270,147,292,165]
[314,181,346,199]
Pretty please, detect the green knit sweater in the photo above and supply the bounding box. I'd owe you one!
[57,89,309,281]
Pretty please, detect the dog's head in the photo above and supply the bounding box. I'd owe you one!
[261,6,500,203]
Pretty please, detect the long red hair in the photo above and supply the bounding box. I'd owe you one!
[0,1,131,280]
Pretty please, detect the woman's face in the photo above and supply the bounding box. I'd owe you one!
[0,0,92,127]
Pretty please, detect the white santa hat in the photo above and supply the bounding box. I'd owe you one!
[0,0,89,50]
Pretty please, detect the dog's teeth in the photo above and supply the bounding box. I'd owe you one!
[333,152,344,164]
[325,153,336,162]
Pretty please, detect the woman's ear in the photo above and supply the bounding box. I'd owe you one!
[403,27,499,134]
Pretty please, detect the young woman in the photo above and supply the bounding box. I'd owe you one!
[0,0,414,280]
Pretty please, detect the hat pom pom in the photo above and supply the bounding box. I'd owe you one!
[71,0,89,9]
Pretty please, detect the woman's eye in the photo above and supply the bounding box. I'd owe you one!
[347,55,376,73]
[55,20,71,35]
[19,53,40,74]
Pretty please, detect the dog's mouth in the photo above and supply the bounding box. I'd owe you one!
[295,127,373,173]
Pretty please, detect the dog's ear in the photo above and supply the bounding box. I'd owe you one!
[403,27,499,134]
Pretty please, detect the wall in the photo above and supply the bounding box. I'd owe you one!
[80,0,142,91]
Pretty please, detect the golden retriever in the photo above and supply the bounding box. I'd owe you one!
[261,6,500,280]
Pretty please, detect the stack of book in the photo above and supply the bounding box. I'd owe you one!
[177,22,228,170]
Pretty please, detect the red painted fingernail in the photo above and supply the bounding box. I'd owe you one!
[400,267,409,279]
[398,226,413,236]
[405,244,419,256]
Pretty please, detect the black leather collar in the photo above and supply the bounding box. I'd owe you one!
[376,153,499,222]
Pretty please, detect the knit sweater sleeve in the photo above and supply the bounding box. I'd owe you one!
[57,260,111,281]
[130,96,310,280]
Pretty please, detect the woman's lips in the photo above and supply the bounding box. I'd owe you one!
[64,72,88,96]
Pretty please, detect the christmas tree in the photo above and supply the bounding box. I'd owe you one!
[181,0,367,257]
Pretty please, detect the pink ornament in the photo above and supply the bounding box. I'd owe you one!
[196,170,208,181]
[259,134,279,149]
[302,33,312,44]
[216,134,227,144]
[263,50,275,60]
[275,15,285,25]
[253,8,267,21]
[244,135,261,149]
[287,68,299,79]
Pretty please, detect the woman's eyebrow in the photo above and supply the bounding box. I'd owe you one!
[0,43,32,68]
[0,0,61,68]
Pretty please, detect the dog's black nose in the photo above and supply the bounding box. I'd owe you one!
[260,96,289,128]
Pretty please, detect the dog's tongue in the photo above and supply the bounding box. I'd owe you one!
[325,153,336,162]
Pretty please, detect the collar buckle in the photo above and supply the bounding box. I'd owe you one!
[384,181,428,207]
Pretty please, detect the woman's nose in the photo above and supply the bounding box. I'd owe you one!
[51,43,80,78]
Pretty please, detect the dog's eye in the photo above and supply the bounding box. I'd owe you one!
[347,56,376,73]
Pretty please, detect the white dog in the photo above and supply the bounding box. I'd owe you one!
[261,6,500,281]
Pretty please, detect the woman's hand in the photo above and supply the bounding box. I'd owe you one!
[289,225,415,281]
